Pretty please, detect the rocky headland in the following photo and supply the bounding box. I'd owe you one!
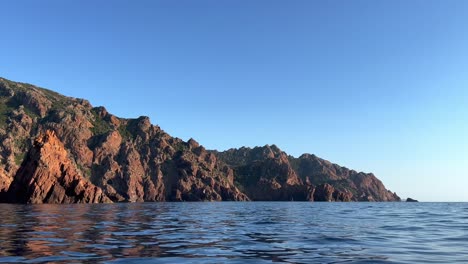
[0,77,400,203]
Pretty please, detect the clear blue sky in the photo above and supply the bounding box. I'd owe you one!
[1,0,467,201]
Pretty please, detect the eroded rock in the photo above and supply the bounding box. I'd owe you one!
[7,130,111,203]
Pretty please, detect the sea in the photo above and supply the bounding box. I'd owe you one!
[0,202,466,263]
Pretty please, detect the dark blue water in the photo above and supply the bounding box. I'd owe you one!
[0,202,466,263]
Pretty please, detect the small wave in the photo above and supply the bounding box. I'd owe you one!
[0,202,467,263]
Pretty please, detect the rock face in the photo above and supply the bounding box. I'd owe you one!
[0,77,400,203]
[7,130,110,203]
[214,146,400,202]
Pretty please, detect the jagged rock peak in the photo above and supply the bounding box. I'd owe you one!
[216,144,401,202]
[7,130,111,204]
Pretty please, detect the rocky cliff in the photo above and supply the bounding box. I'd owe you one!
[214,146,400,201]
[0,77,400,203]
[7,130,110,203]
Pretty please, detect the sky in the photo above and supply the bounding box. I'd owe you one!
[1,0,467,201]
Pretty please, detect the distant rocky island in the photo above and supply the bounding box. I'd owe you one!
[0,77,400,203]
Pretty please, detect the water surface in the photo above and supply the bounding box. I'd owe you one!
[0,202,466,263]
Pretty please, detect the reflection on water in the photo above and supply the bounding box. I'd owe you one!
[0,202,467,263]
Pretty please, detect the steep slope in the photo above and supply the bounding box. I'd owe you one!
[214,146,400,201]
[7,130,110,203]
[0,77,399,203]
[292,153,399,201]
[0,77,247,203]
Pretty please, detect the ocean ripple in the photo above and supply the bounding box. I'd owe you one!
[0,202,466,263]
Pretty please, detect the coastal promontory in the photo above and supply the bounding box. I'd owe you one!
[0,77,400,203]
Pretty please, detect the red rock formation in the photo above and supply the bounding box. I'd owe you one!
[7,130,111,203]
[0,77,400,203]
[312,184,352,202]
[215,146,400,202]
[227,145,309,201]
[0,167,11,201]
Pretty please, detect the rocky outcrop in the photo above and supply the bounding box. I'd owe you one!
[0,77,400,203]
[313,184,353,202]
[406,198,418,202]
[223,145,311,201]
[7,130,111,203]
[215,146,400,202]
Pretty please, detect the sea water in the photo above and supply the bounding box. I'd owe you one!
[0,202,466,263]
